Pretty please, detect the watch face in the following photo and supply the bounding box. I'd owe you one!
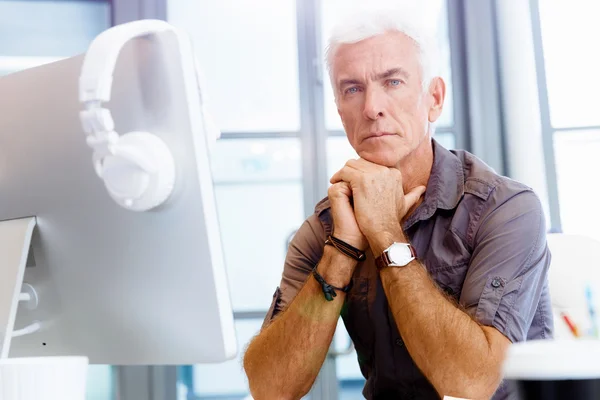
[388,243,413,266]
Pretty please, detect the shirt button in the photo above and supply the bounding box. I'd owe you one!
[395,338,404,347]
[491,278,502,288]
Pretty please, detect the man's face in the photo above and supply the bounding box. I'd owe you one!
[332,31,444,167]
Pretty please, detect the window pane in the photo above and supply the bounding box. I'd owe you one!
[539,0,600,128]
[553,130,600,242]
[0,0,110,77]
[321,0,454,131]
[168,0,301,133]
[211,139,305,311]
[86,366,114,400]
[434,0,454,128]
[0,1,110,57]
[326,136,358,178]
[434,132,456,150]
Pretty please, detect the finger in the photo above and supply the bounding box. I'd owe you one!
[404,185,427,209]
[331,158,362,183]
[331,157,371,184]
[330,165,345,184]
[330,170,341,184]
[328,182,355,209]
[328,181,352,199]
[330,165,360,184]
[347,158,380,172]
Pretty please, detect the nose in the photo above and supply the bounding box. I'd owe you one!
[363,88,385,120]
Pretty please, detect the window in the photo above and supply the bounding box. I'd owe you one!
[538,0,600,129]
[535,0,600,240]
[553,130,600,241]
[168,0,301,133]
[210,138,305,312]
[168,1,306,397]
[0,0,110,76]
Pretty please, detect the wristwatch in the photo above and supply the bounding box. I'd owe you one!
[375,242,417,270]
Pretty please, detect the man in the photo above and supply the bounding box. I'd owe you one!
[244,5,552,400]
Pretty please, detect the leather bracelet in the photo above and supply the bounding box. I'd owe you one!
[312,267,352,301]
[324,235,366,261]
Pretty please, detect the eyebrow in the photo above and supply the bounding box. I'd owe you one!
[377,68,410,81]
[338,68,410,89]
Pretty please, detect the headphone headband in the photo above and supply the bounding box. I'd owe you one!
[79,19,178,104]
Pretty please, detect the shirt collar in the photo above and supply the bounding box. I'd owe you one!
[403,139,465,230]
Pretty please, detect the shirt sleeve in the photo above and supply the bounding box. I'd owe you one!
[261,212,327,330]
[459,187,551,343]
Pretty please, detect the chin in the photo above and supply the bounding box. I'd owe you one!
[353,135,413,167]
[358,149,403,167]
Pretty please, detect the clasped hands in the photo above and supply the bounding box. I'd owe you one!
[328,158,426,257]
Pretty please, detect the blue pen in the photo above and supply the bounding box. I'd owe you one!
[585,284,598,338]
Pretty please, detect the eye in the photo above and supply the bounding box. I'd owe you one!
[389,79,402,86]
[345,87,359,95]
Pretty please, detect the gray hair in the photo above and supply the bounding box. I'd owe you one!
[325,2,441,96]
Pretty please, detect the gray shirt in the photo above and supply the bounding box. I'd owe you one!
[263,139,553,399]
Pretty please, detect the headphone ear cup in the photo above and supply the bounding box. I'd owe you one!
[98,131,175,211]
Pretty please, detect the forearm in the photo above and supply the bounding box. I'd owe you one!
[244,247,356,399]
[381,261,504,399]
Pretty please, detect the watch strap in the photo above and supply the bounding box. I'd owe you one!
[375,243,417,271]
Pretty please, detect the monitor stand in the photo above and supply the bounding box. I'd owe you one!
[0,217,38,358]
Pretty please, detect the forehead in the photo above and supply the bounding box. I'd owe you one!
[332,31,420,80]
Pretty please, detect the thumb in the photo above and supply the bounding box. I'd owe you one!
[404,185,427,210]
[328,182,353,205]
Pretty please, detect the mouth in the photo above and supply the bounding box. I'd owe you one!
[362,132,396,142]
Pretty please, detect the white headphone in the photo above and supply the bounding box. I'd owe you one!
[78,19,220,212]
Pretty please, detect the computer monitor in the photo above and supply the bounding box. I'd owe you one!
[0,27,237,365]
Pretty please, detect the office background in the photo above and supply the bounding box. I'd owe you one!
[0,0,598,399]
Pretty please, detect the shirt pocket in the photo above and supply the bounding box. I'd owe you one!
[428,262,470,302]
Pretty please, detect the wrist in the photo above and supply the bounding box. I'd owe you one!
[368,229,408,258]
[318,246,357,287]
[331,232,367,251]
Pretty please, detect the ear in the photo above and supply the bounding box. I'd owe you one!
[427,77,446,123]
